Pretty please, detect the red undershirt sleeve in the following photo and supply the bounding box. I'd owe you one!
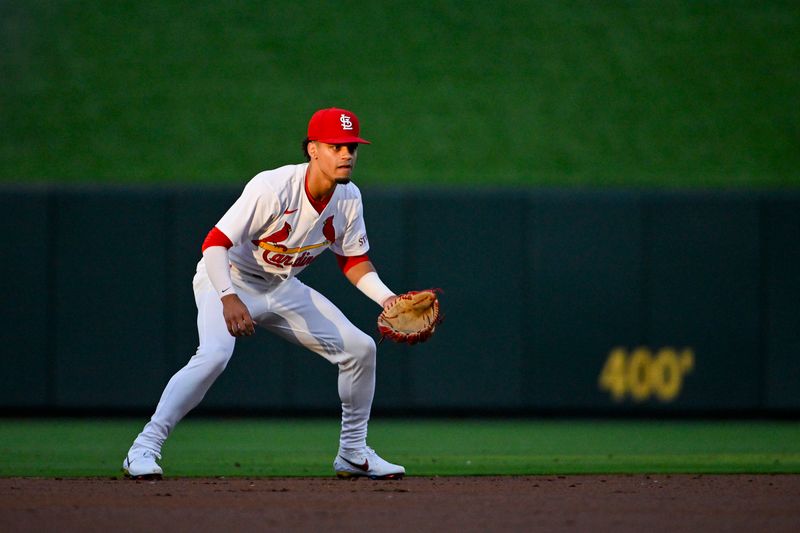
[201,226,234,252]
[335,253,370,274]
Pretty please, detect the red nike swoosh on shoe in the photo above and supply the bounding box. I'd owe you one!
[284,208,298,214]
[341,456,369,472]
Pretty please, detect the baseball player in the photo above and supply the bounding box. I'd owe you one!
[123,108,405,480]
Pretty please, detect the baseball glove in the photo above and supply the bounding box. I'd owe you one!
[378,289,442,345]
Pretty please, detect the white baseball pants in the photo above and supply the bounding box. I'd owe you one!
[132,263,377,455]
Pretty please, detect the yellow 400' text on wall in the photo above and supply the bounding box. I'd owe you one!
[599,347,695,403]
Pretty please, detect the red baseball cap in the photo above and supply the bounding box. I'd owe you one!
[307,108,371,144]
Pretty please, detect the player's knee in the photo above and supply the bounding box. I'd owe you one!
[208,351,231,375]
[347,331,376,369]
[193,345,233,376]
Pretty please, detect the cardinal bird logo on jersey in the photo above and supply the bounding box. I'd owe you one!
[258,222,292,251]
[252,216,336,269]
[322,216,335,242]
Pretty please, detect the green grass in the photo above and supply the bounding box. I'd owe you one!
[2,1,799,188]
[1,418,799,477]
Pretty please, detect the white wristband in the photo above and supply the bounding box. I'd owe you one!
[203,246,237,299]
[356,272,395,307]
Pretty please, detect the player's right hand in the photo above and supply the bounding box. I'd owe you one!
[221,294,256,337]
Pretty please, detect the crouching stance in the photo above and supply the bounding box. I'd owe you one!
[123,108,404,480]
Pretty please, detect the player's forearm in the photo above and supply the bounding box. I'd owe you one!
[203,246,236,298]
[344,260,374,286]
[347,262,395,306]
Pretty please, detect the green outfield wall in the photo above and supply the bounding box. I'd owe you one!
[1,187,798,414]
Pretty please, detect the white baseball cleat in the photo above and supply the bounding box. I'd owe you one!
[122,446,163,480]
[334,446,405,480]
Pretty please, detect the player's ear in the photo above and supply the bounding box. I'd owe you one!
[308,141,317,160]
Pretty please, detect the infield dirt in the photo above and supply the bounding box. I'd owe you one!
[2,475,799,532]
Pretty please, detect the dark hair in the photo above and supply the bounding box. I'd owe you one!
[302,137,312,161]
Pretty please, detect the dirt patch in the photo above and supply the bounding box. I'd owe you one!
[1,475,799,532]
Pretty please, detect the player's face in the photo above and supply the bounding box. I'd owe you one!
[311,142,359,184]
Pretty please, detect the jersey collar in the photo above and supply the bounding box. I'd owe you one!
[304,165,334,215]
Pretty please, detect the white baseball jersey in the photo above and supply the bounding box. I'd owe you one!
[215,162,370,281]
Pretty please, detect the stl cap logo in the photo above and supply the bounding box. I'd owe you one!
[339,114,354,130]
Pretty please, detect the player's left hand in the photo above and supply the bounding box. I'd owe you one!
[381,295,399,309]
[378,289,442,345]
